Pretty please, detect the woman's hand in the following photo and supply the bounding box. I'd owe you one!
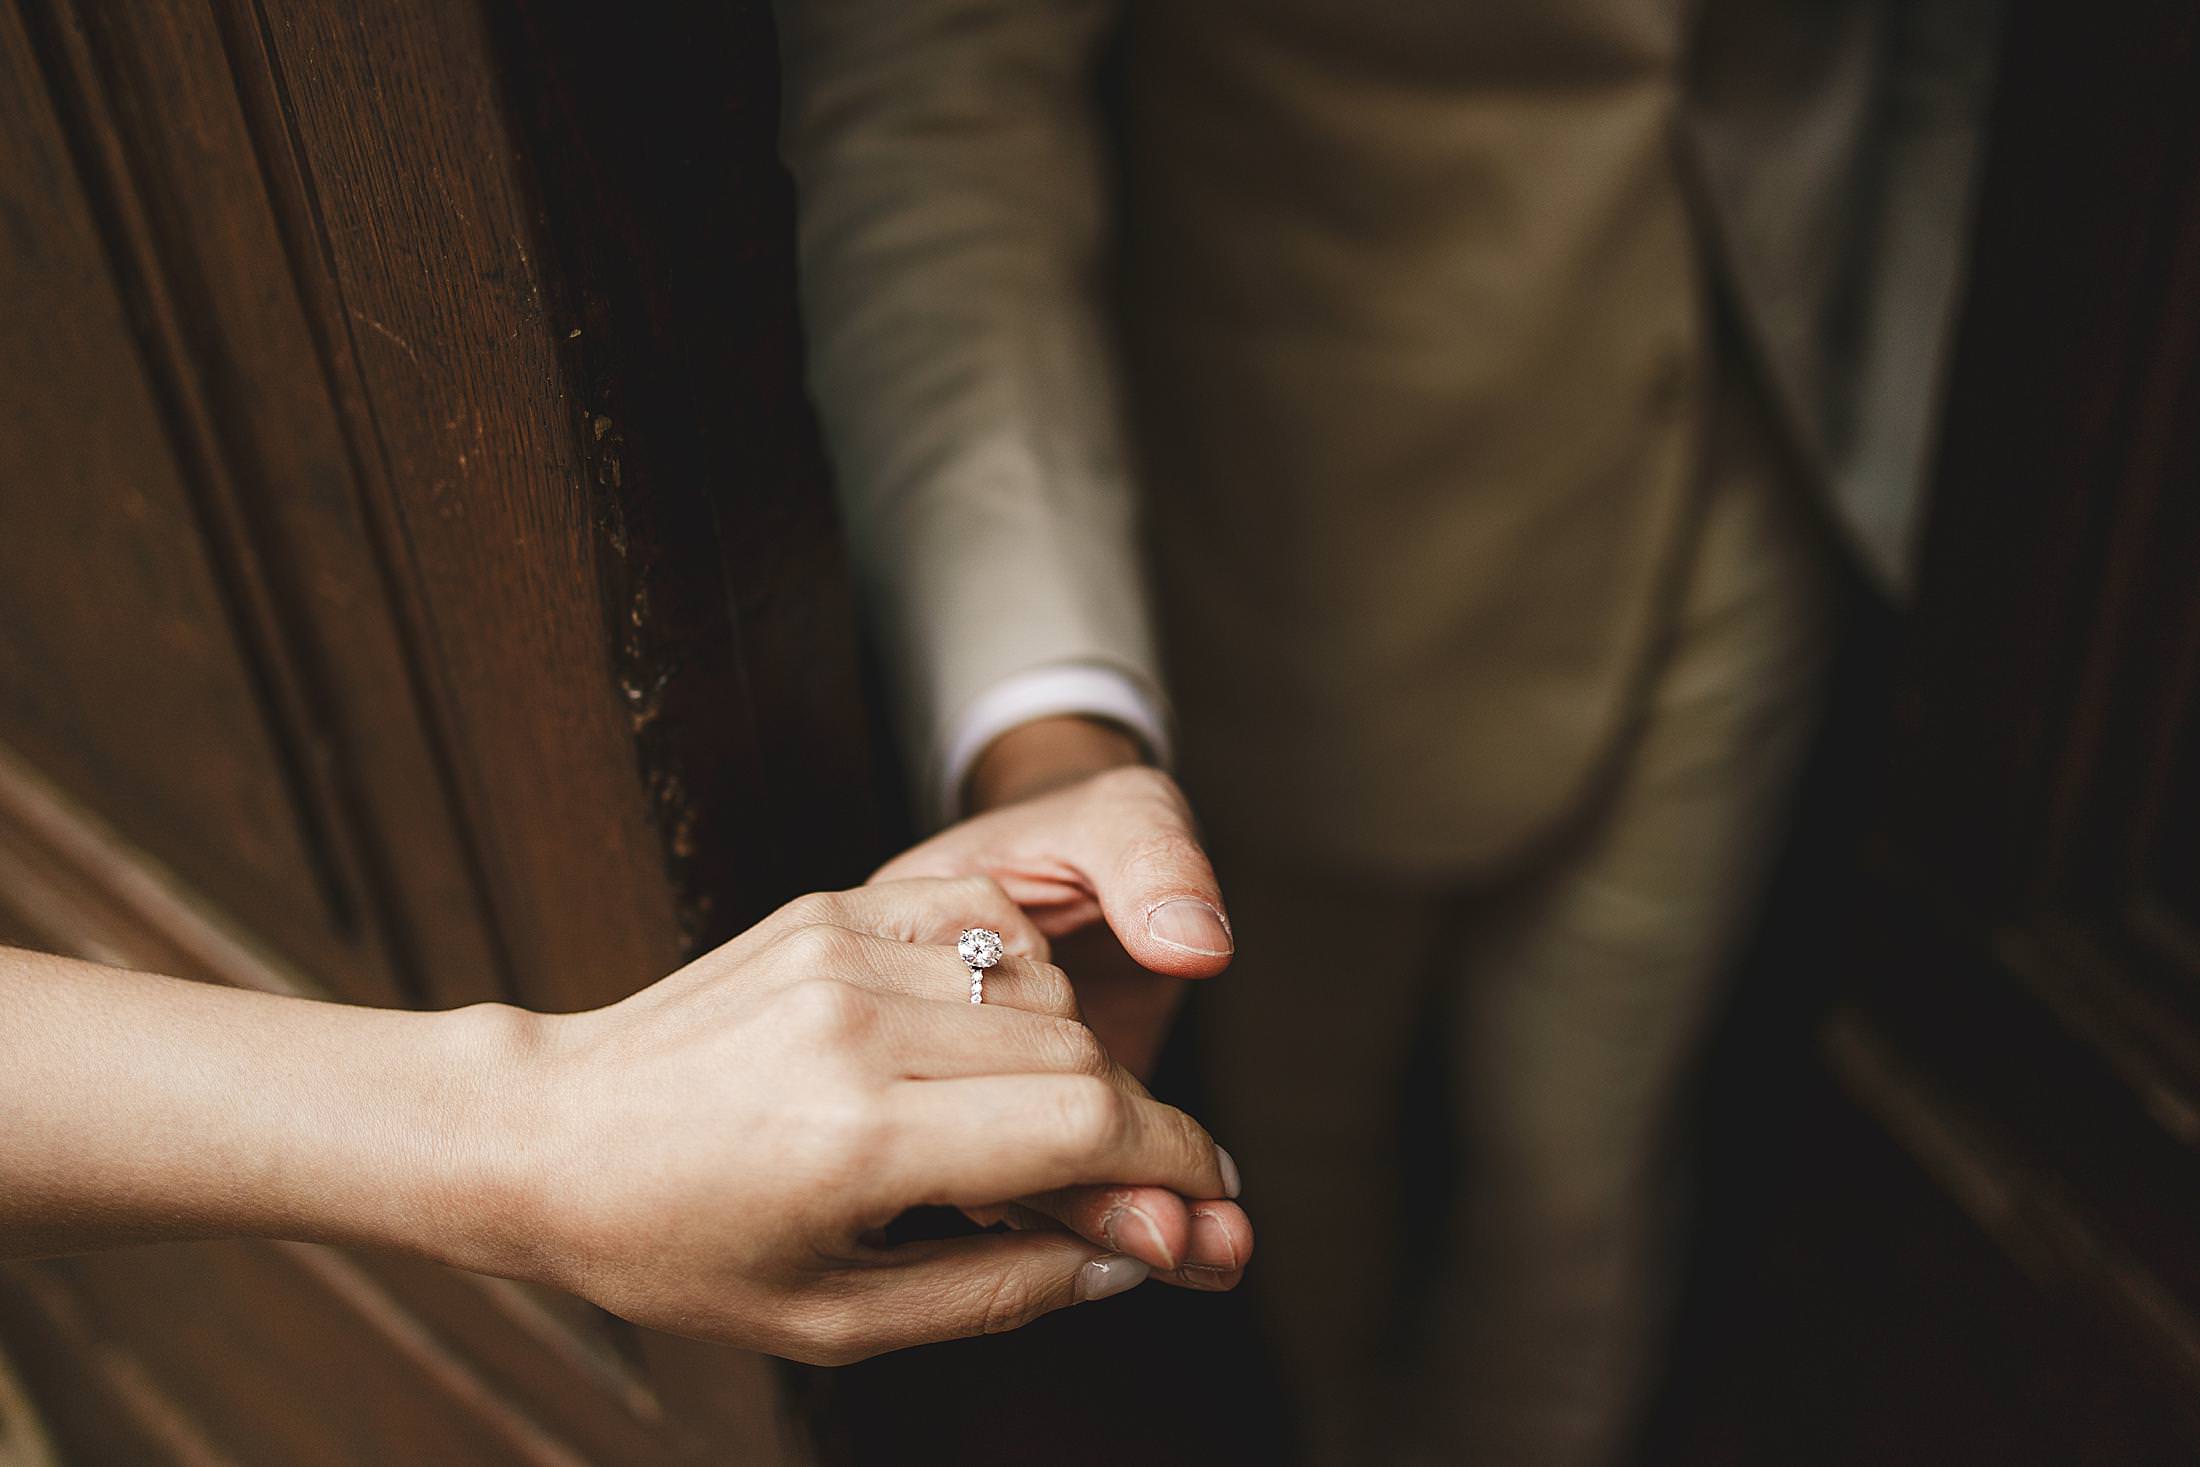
[511,878,1247,1363]
[0,876,1243,1364]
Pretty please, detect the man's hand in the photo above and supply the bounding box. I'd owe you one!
[871,716,1247,1289]
[878,716,1233,1074]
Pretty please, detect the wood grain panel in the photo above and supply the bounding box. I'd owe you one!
[333,1253,678,1467]
[27,1245,587,1467]
[1,0,831,1457]
[37,0,515,1009]
[230,0,685,1013]
[0,1,369,995]
[0,740,314,995]
[490,0,889,952]
[0,1267,234,1467]
[0,743,688,1465]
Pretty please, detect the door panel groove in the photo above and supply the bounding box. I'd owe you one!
[14,0,373,981]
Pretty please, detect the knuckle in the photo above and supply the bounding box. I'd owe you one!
[1173,1109,1218,1167]
[976,1269,1043,1337]
[1167,1113,1223,1184]
[779,920,864,976]
[787,1305,868,1366]
[1029,962,1079,1017]
[1048,1018,1111,1078]
[778,890,844,929]
[949,873,1011,908]
[779,976,876,1043]
[1049,1077,1125,1156]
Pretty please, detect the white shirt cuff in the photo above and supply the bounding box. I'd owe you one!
[934,663,1173,827]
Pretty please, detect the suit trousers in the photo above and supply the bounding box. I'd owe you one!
[1194,362,1836,1467]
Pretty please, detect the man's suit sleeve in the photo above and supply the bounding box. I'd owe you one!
[773,0,1166,821]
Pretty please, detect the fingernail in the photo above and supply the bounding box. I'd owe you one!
[1215,1145,1243,1199]
[1077,1254,1152,1302]
[1102,1203,1177,1270]
[1186,1207,1239,1269]
[1147,899,1233,957]
[1175,1265,1236,1291]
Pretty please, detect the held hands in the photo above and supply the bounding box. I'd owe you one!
[875,717,1235,1078]
[868,718,1244,1297]
[0,877,1242,1366]
[508,877,1246,1364]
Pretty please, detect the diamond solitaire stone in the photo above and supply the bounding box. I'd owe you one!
[958,927,1005,970]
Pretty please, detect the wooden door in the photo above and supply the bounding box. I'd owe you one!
[1639,5,2200,1459]
[1839,0,2200,1437]
[0,0,879,1460]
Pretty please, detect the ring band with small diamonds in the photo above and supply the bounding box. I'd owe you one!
[958,927,1004,1003]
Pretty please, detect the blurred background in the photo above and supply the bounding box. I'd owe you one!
[1,1,2197,1464]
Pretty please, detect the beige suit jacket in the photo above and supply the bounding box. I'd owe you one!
[775,0,1999,870]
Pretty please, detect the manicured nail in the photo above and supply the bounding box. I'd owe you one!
[1077,1254,1152,1302]
[1103,1203,1177,1270]
[1214,1145,1242,1199]
[1186,1207,1239,1270]
[1147,899,1233,957]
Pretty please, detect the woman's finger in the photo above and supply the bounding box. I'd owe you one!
[941,998,1250,1272]
[762,920,1242,1272]
[907,948,1082,1019]
[893,1006,1249,1273]
[799,1231,1151,1360]
[797,928,1081,1018]
[881,1073,1237,1207]
[854,989,1112,1079]
[825,876,1051,963]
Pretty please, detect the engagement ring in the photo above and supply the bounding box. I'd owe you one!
[958,927,1004,1003]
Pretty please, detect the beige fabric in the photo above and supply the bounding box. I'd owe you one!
[1686,0,2000,591]
[775,0,1167,815]
[1200,361,1834,1466]
[775,0,1995,853]
[773,2,1924,1460]
[1124,0,1706,870]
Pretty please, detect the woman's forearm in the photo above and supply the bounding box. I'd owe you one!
[0,946,535,1270]
[0,879,1248,1361]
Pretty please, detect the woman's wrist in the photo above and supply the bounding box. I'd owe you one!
[404,1001,569,1287]
[0,955,568,1273]
[967,715,1146,812]
[262,997,569,1287]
